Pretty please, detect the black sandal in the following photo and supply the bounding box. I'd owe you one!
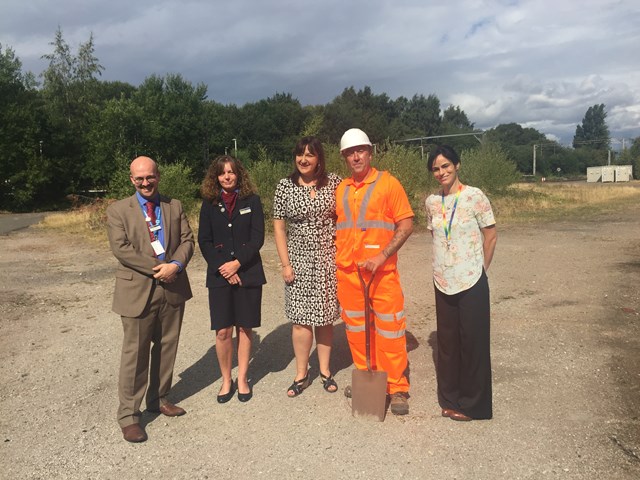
[320,373,338,393]
[287,374,310,397]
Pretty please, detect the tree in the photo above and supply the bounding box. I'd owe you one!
[237,92,308,161]
[40,27,106,196]
[321,86,397,145]
[133,73,209,171]
[394,94,441,138]
[441,105,474,131]
[616,137,640,179]
[573,104,610,150]
[0,44,45,209]
[484,123,547,173]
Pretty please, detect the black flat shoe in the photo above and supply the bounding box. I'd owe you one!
[237,384,253,403]
[217,381,236,404]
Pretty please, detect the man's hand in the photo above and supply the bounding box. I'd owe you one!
[358,252,387,274]
[153,262,179,283]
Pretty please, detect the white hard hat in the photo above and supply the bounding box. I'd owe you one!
[340,128,372,152]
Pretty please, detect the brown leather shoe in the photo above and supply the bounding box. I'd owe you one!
[156,402,186,417]
[149,402,186,417]
[449,410,472,422]
[441,408,454,417]
[122,424,147,443]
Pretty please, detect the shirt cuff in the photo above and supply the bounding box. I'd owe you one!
[170,260,184,273]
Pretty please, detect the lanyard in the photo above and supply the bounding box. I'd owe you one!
[441,185,462,247]
[141,203,162,240]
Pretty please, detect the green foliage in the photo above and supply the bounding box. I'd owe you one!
[374,142,435,226]
[573,104,610,150]
[238,93,309,162]
[133,74,209,172]
[617,137,640,179]
[247,146,290,218]
[458,143,520,195]
[0,44,44,210]
[158,162,200,213]
[321,86,397,144]
[108,158,199,213]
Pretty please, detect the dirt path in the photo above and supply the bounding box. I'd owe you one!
[1,200,639,479]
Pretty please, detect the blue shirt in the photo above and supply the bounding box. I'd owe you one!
[136,192,183,271]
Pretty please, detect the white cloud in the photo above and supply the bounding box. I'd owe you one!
[1,0,639,143]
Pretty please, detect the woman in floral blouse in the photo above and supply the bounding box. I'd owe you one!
[425,145,497,421]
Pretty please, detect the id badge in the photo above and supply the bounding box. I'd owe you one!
[151,240,165,256]
[444,249,454,267]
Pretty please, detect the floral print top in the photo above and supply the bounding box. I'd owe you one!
[425,185,495,295]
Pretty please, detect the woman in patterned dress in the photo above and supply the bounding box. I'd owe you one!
[425,145,497,421]
[273,136,341,397]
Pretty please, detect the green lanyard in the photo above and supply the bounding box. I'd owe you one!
[441,185,462,248]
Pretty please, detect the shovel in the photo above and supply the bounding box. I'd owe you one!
[351,266,388,422]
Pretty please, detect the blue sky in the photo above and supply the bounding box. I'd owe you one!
[2,0,639,145]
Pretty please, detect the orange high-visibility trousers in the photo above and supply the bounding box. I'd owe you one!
[337,268,409,394]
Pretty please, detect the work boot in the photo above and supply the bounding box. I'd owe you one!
[344,385,352,398]
[389,392,409,415]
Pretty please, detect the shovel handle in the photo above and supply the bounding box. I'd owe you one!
[356,265,375,372]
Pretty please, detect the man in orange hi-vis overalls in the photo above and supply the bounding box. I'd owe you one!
[336,128,414,415]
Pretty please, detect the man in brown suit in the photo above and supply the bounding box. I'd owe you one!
[106,156,194,443]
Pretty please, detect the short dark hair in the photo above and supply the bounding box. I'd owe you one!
[427,145,460,171]
[289,136,329,189]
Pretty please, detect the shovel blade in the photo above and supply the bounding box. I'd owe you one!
[351,369,388,422]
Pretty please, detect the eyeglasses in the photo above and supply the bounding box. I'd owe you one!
[131,175,157,185]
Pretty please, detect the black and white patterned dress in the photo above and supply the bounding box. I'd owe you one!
[273,173,341,326]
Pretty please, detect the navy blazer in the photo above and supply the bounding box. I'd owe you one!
[198,193,266,288]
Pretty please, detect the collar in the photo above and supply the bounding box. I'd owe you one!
[344,167,379,187]
[136,192,160,208]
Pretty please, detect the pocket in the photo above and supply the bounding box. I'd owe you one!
[115,269,133,281]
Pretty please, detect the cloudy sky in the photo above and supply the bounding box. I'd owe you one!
[2,0,639,145]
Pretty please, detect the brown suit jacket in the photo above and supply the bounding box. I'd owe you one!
[106,193,194,318]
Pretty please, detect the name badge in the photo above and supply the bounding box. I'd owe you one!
[240,207,252,215]
[151,240,165,256]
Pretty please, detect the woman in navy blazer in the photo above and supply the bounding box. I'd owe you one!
[198,155,266,403]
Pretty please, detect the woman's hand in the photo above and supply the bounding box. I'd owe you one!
[282,265,295,284]
[219,259,240,279]
[226,273,243,286]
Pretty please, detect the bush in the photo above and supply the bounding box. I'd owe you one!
[248,145,290,219]
[459,143,520,195]
[108,157,200,214]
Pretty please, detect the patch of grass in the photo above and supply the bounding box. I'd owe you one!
[39,198,113,243]
[492,182,640,224]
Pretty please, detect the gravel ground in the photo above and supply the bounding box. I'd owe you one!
[0,199,639,479]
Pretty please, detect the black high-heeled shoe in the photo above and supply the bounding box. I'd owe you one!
[237,381,252,402]
[217,381,236,404]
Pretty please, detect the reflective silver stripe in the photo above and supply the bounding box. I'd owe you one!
[345,324,366,333]
[343,309,364,318]
[355,172,382,228]
[360,220,395,231]
[376,327,406,339]
[372,309,406,322]
[336,185,354,230]
[373,310,395,322]
[337,172,391,232]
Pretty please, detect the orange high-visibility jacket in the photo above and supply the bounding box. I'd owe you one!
[335,168,414,272]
